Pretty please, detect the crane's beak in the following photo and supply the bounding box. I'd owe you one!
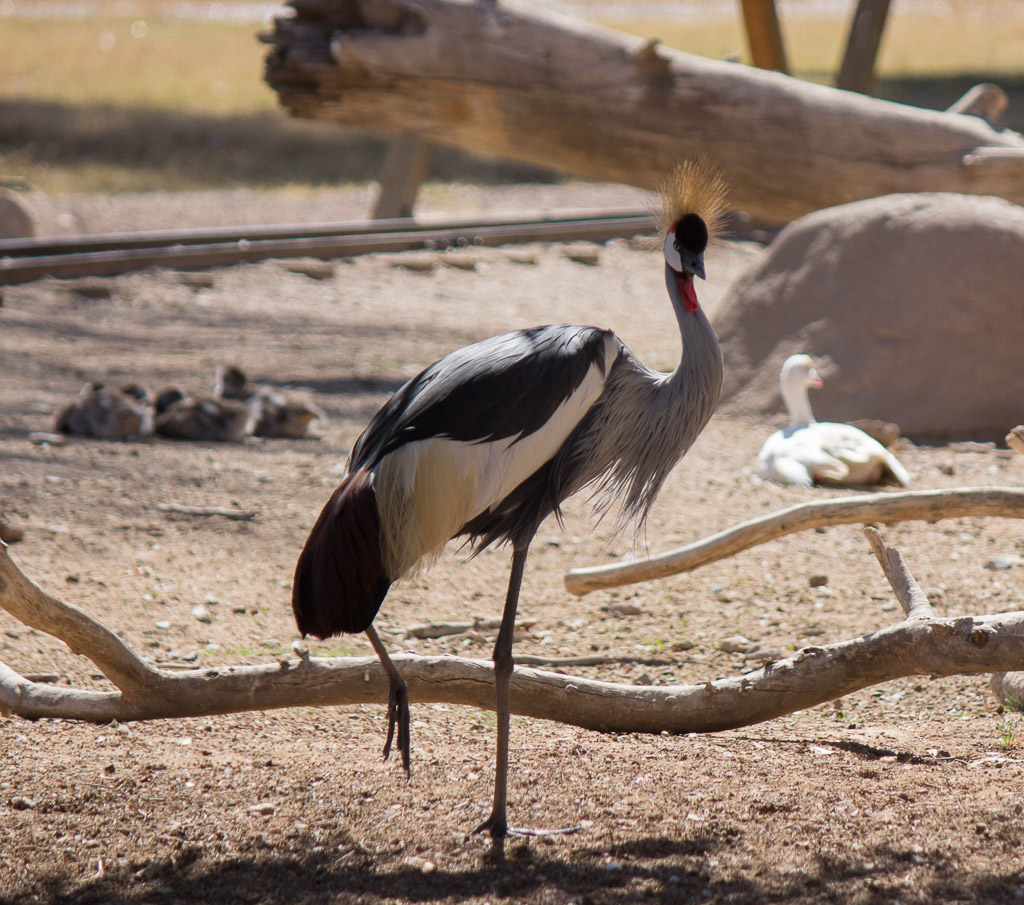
[681,247,706,281]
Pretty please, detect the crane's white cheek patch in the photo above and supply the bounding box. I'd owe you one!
[373,361,609,578]
[663,233,682,271]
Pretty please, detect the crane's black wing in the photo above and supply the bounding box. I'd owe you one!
[350,324,616,470]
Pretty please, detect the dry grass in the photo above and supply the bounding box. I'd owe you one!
[597,3,1024,79]
[2,16,273,113]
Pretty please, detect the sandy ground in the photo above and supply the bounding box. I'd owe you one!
[2,184,1024,904]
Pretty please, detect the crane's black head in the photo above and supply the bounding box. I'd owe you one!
[663,212,709,313]
[664,212,708,280]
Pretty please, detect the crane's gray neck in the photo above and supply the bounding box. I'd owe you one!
[664,264,724,426]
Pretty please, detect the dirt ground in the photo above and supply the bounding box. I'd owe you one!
[2,184,1023,904]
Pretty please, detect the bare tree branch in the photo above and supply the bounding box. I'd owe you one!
[0,542,157,694]
[155,503,258,521]
[2,534,1024,732]
[863,527,934,620]
[565,487,1024,596]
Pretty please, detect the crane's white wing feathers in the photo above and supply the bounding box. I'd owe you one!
[374,354,614,579]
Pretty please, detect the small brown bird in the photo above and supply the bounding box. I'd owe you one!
[154,387,248,443]
[213,364,249,401]
[213,365,322,439]
[55,382,154,440]
[245,387,323,439]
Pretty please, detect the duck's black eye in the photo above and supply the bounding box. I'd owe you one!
[675,213,708,254]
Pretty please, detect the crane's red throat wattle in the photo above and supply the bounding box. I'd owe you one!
[677,274,699,312]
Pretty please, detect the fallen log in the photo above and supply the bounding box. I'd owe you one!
[263,0,1024,224]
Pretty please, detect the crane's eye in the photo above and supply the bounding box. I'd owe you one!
[673,241,680,251]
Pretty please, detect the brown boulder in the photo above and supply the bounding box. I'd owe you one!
[714,193,1024,440]
[0,189,34,239]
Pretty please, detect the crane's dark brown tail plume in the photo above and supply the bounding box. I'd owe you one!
[292,469,391,639]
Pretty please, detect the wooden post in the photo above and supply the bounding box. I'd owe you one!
[738,0,789,73]
[836,0,892,95]
[371,135,434,220]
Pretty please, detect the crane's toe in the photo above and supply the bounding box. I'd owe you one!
[382,674,411,775]
[473,810,509,840]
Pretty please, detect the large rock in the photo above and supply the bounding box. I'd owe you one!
[0,189,34,239]
[714,193,1024,440]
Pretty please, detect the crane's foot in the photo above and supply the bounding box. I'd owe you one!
[472,811,509,840]
[381,675,410,776]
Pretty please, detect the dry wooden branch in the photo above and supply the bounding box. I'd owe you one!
[263,0,1024,224]
[565,487,1024,596]
[156,503,258,521]
[404,617,536,639]
[2,535,1023,733]
[863,527,933,620]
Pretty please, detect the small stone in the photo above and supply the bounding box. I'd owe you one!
[154,620,171,630]
[441,253,479,271]
[104,763,116,775]
[249,802,275,816]
[29,431,68,447]
[0,517,23,544]
[393,255,436,273]
[808,574,829,588]
[176,272,216,289]
[718,635,756,653]
[281,259,335,280]
[10,796,35,810]
[604,602,644,617]
[191,604,213,624]
[986,554,1021,571]
[63,278,111,299]
[561,244,600,266]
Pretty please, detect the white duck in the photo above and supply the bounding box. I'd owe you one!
[757,354,910,488]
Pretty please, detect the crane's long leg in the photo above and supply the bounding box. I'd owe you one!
[475,541,529,840]
[365,623,411,775]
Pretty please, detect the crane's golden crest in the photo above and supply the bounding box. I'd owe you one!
[653,155,729,241]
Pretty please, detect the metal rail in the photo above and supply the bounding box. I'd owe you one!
[0,210,656,286]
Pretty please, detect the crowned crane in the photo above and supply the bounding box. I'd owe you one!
[757,353,911,487]
[292,158,728,840]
